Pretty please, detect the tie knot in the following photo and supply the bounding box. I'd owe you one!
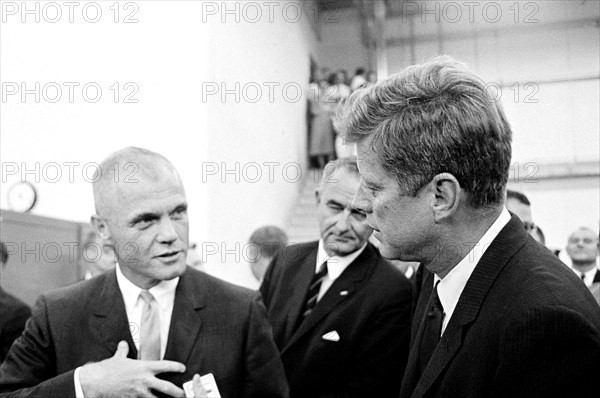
[317,261,328,277]
[139,290,155,303]
[429,282,444,314]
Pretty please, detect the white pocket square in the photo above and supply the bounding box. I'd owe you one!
[322,331,340,342]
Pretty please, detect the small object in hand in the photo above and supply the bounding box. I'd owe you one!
[183,373,221,398]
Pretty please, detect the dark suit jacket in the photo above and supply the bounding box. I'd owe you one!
[260,242,412,398]
[0,267,289,398]
[593,268,600,284]
[0,289,31,364]
[400,215,600,398]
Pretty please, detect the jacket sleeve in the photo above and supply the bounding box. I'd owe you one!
[0,296,76,398]
[242,294,290,398]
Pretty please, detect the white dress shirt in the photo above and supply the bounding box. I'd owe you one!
[434,208,511,336]
[569,266,599,288]
[315,240,367,301]
[74,264,179,397]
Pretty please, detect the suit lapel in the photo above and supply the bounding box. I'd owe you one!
[90,271,138,359]
[163,269,205,364]
[593,269,600,284]
[408,215,530,398]
[283,246,319,344]
[282,244,377,354]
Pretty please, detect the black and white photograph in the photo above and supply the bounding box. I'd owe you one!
[1,1,599,397]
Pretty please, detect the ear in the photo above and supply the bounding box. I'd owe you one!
[91,215,111,244]
[430,173,461,222]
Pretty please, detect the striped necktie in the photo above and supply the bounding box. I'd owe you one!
[138,290,161,360]
[301,261,329,320]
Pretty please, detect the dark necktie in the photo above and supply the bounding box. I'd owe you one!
[301,261,328,319]
[418,281,444,376]
[581,273,586,281]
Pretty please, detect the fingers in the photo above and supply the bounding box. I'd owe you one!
[192,374,208,398]
[112,340,129,358]
[146,378,185,398]
[147,360,186,374]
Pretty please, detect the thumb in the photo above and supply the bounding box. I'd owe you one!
[113,340,129,358]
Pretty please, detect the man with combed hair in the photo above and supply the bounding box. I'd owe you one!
[335,56,600,397]
[0,147,289,398]
[261,157,412,398]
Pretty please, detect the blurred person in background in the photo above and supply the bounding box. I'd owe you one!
[350,67,367,91]
[247,225,288,285]
[81,230,116,280]
[505,190,535,233]
[309,70,335,169]
[0,241,31,364]
[566,227,600,287]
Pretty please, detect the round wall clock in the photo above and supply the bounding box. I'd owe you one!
[7,181,38,213]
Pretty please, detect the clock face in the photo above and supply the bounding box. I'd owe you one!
[7,182,37,213]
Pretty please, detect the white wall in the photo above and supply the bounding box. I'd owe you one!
[318,7,370,73]
[201,1,320,287]
[1,1,321,288]
[1,1,211,242]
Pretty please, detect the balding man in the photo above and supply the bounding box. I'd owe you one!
[260,158,412,398]
[566,227,600,287]
[0,147,289,398]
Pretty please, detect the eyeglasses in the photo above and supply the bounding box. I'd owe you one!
[523,221,536,232]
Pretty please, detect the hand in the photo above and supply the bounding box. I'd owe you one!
[79,340,186,398]
[191,374,209,398]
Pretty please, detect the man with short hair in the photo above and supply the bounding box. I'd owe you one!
[0,147,289,398]
[248,225,289,284]
[506,190,535,232]
[336,56,600,397]
[260,157,412,398]
[566,227,600,287]
[0,242,31,364]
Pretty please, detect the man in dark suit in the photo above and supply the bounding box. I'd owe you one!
[0,147,288,398]
[566,227,600,286]
[260,158,413,398]
[0,242,31,364]
[335,56,600,397]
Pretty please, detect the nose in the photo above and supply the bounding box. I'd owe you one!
[335,209,352,232]
[157,217,178,244]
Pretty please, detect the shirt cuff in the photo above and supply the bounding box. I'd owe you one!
[74,366,85,398]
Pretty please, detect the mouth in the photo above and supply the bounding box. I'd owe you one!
[155,250,182,262]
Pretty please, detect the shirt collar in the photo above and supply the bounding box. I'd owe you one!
[115,263,179,311]
[435,207,511,318]
[569,265,599,280]
[316,240,368,280]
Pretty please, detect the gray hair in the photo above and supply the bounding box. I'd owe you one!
[334,56,512,208]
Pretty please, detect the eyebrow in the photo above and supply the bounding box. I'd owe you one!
[129,212,159,226]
